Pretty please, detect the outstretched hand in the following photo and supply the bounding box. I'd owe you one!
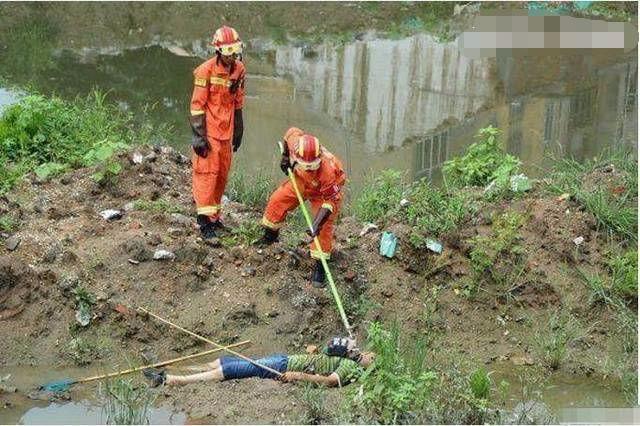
[280,372,301,383]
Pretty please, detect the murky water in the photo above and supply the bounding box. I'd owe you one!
[0,13,636,194]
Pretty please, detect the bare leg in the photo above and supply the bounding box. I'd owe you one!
[165,364,224,386]
[179,359,221,373]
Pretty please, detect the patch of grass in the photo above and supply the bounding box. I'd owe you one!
[226,169,274,210]
[534,312,582,370]
[133,198,185,214]
[101,378,156,425]
[442,125,521,190]
[0,90,167,194]
[347,322,437,424]
[546,147,637,242]
[353,169,405,223]
[405,179,470,247]
[221,220,263,247]
[467,211,527,296]
[0,215,17,232]
[297,383,328,425]
[607,249,638,300]
[469,367,491,399]
[64,335,112,366]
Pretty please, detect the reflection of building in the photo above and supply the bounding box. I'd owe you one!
[275,33,495,154]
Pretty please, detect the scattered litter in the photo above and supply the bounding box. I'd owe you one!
[379,232,398,258]
[75,305,91,327]
[573,236,584,246]
[153,249,176,260]
[128,258,140,265]
[510,174,532,193]
[400,198,410,207]
[5,236,20,251]
[359,223,378,237]
[222,195,230,206]
[100,209,123,221]
[425,238,443,254]
[131,152,144,165]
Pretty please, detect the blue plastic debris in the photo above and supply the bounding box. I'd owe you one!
[425,238,443,254]
[379,232,398,258]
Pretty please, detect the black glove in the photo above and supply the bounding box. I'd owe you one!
[280,155,290,175]
[189,115,208,158]
[306,207,331,238]
[233,109,243,153]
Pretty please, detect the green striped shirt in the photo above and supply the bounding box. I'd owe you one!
[286,354,363,384]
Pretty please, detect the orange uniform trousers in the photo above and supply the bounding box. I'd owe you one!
[262,180,341,260]
[192,137,232,221]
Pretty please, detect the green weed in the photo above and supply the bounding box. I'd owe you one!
[442,125,521,190]
[297,383,328,425]
[405,179,470,247]
[0,215,17,232]
[0,91,166,194]
[226,169,274,210]
[469,368,491,400]
[221,220,263,247]
[546,147,637,242]
[348,322,437,424]
[353,169,405,223]
[133,198,185,215]
[65,335,112,366]
[101,378,156,425]
[607,249,638,300]
[534,312,582,370]
[467,211,527,296]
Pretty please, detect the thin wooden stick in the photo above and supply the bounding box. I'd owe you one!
[75,340,251,384]
[137,307,283,377]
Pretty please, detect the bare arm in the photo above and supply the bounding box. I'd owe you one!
[281,371,340,387]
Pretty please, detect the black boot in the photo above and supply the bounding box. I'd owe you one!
[311,260,326,288]
[197,215,216,239]
[257,227,279,246]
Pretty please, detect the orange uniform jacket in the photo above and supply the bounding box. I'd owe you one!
[190,57,245,219]
[262,129,346,260]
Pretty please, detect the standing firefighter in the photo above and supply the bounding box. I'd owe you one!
[190,25,246,238]
[260,127,346,288]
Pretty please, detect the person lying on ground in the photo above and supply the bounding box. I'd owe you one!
[143,337,374,388]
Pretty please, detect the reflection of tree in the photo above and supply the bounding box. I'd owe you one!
[0,17,59,84]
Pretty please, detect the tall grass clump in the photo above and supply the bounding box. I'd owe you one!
[404,178,471,248]
[534,312,583,370]
[442,125,521,194]
[547,147,637,242]
[0,91,167,193]
[347,322,437,424]
[101,378,156,425]
[226,169,274,210]
[353,169,405,223]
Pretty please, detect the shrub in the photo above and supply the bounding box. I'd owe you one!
[0,91,167,194]
[442,125,521,189]
[405,179,470,247]
[353,169,405,223]
[348,322,437,424]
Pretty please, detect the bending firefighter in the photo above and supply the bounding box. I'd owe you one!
[259,127,346,288]
[144,337,374,388]
[190,25,246,238]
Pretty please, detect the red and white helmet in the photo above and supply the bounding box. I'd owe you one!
[211,26,243,56]
[293,134,322,171]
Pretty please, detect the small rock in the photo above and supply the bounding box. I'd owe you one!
[400,198,410,207]
[168,227,184,237]
[131,152,144,165]
[100,209,123,221]
[5,236,20,251]
[95,291,108,302]
[359,223,378,237]
[557,193,571,202]
[145,152,157,162]
[511,354,535,366]
[241,267,256,277]
[160,146,175,156]
[57,274,78,295]
[170,213,192,227]
[153,249,176,260]
[123,202,136,212]
[573,236,584,246]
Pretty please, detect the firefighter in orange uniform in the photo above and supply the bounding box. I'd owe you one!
[259,127,346,288]
[190,26,246,238]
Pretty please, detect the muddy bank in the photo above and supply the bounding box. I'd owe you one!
[0,144,636,422]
